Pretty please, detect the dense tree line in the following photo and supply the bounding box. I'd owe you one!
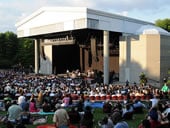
[0,31,34,69]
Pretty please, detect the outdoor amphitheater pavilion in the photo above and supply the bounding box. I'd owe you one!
[15,7,170,86]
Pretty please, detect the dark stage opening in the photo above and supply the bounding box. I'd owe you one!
[52,44,80,74]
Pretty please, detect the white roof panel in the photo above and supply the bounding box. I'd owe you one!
[15,7,154,37]
[136,25,170,35]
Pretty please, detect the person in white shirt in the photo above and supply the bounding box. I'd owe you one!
[17,91,26,109]
[150,95,159,108]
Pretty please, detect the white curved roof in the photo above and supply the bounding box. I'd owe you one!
[15,7,153,37]
[136,24,170,35]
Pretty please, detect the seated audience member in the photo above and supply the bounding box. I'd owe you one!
[8,100,23,123]
[158,113,170,128]
[0,101,5,111]
[157,102,166,113]
[20,103,31,124]
[138,119,151,128]
[111,111,129,128]
[147,107,161,128]
[77,99,84,112]
[61,93,70,107]
[15,123,26,128]
[37,90,43,106]
[42,99,51,112]
[3,93,12,111]
[122,104,134,120]
[98,115,114,128]
[112,102,123,115]
[80,106,94,128]
[83,98,92,111]
[68,94,73,105]
[68,106,81,124]
[133,99,146,113]
[6,121,14,128]
[29,98,39,112]
[17,91,26,110]
[103,100,112,114]
[162,103,170,119]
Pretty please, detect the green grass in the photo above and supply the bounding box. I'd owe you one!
[0,108,147,128]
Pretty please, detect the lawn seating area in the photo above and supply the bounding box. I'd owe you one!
[0,70,169,128]
[0,101,149,128]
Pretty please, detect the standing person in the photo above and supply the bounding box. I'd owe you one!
[53,103,70,128]
[161,83,169,93]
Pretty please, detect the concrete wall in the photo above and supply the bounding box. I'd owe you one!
[160,35,170,84]
[146,35,160,82]
[119,34,161,84]
[39,45,52,74]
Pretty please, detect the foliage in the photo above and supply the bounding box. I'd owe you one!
[0,31,34,69]
[139,72,147,85]
[17,38,34,68]
[155,18,170,32]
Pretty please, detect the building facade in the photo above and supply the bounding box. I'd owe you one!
[15,7,170,85]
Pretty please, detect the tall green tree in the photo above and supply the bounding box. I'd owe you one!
[155,18,170,32]
[0,31,34,68]
[0,33,5,58]
[17,38,34,68]
[0,32,19,68]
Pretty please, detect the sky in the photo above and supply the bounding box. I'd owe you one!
[0,0,170,33]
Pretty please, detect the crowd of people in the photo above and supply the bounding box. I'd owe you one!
[0,69,169,128]
[100,94,170,128]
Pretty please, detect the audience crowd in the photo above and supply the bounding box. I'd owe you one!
[0,69,169,128]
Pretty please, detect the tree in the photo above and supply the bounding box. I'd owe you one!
[0,32,19,68]
[0,31,34,69]
[17,38,34,68]
[155,18,170,32]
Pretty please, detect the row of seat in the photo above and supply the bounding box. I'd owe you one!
[71,94,152,101]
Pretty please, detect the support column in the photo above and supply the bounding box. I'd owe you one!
[103,31,109,85]
[125,35,131,81]
[34,39,40,74]
[80,47,85,72]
